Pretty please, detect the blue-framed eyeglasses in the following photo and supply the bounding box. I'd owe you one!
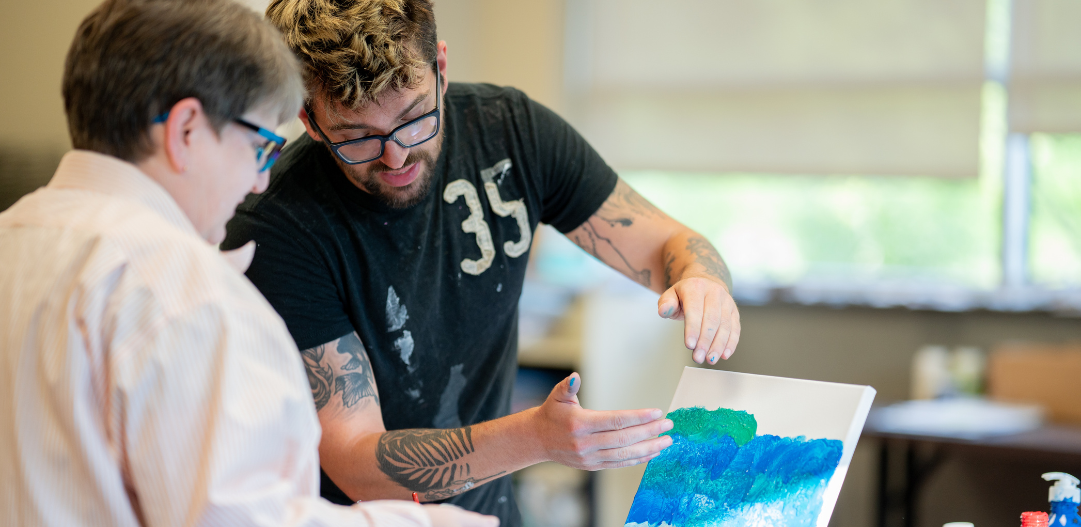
[306,68,442,165]
[152,112,287,172]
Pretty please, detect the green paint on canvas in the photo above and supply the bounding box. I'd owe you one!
[662,406,757,446]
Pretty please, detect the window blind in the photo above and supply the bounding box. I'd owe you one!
[563,0,987,177]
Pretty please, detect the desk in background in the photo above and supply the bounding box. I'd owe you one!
[866,417,1081,527]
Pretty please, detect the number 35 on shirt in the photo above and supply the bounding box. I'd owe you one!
[442,158,530,276]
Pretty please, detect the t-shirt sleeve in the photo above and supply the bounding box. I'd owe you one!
[522,93,619,233]
[223,209,355,350]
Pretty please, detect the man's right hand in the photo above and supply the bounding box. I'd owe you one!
[311,332,672,503]
[424,504,499,527]
[531,373,673,470]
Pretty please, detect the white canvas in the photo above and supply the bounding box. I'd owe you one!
[626,367,876,527]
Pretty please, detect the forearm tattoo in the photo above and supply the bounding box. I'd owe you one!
[663,252,678,289]
[300,333,379,412]
[376,427,506,500]
[685,235,733,291]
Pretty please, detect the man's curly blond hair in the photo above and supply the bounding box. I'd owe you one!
[267,0,437,111]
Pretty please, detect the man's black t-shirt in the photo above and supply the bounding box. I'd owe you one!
[222,82,618,526]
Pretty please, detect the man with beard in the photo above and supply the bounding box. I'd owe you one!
[222,1,741,525]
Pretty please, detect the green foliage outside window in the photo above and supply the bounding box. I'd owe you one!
[1030,133,1081,288]
[621,171,1002,290]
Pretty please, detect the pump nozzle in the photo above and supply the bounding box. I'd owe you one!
[1043,472,1081,504]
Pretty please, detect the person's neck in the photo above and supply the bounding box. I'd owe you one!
[135,153,210,242]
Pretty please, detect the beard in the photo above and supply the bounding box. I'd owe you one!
[334,131,443,209]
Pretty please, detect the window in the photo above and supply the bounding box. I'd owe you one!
[1029,134,1081,289]
[529,0,1081,313]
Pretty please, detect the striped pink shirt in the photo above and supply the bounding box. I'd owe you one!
[0,150,428,527]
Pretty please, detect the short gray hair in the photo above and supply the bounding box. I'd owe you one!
[63,0,305,161]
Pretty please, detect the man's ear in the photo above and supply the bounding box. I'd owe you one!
[436,40,448,94]
[297,107,322,142]
[162,97,205,174]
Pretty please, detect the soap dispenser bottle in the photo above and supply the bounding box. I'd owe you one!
[1043,472,1081,526]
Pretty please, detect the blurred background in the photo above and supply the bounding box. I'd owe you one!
[4,1,1081,526]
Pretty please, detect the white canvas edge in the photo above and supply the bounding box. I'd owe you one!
[815,384,876,527]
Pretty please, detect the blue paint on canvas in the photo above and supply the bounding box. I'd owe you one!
[626,407,843,527]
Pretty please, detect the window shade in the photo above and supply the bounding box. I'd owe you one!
[564,0,987,177]
[1010,0,1081,134]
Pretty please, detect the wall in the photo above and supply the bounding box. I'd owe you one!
[0,0,99,210]
[0,0,567,211]
[433,0,566,114]
[0,0,102,150]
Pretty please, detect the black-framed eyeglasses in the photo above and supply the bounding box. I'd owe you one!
[307,68,442,165]
[152,113,287,172]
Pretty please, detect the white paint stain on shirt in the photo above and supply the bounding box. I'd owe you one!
[386,286,409,331]
[394,330,415,371]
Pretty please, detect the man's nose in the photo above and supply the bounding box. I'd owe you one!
[380,140,410,170]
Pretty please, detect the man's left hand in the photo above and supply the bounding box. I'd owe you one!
[562,178,741,364]
[658,275,740,365]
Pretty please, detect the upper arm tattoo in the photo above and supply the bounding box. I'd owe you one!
[602,179,664,220]
[570,221,652,287]
[376,427,506,500]
[300,332,379,412]
[568,180,663,288]
[301,344,333,410]
[334,333,379,408]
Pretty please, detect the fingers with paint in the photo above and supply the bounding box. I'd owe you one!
[658,277,741,365]
[537,373,672,470]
